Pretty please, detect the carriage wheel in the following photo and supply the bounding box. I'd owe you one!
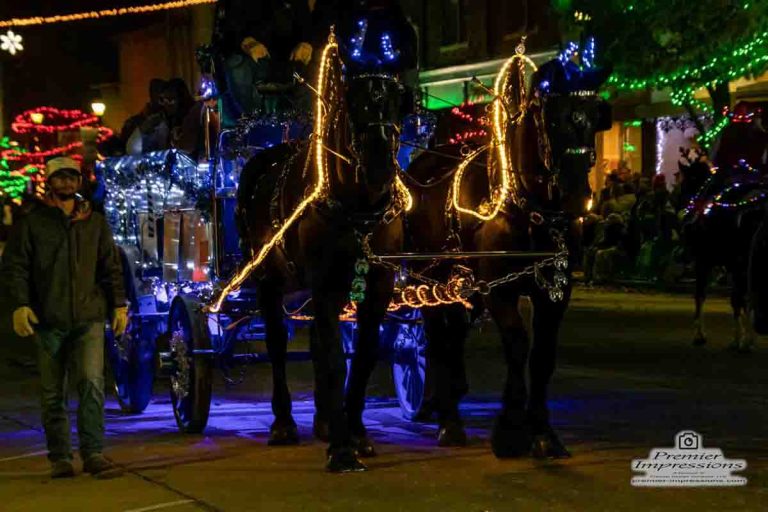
[105,246,155,413]
[106,312,155,413]
[166,295,213,433]
[389,311,427,420]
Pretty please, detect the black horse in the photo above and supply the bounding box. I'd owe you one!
[359,55,611,458]
[681,113,768,351]
[234,41,407,472]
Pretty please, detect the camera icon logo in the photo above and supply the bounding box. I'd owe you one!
[676,431,701,450]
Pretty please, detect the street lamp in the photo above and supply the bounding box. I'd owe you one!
[91,100,106,117]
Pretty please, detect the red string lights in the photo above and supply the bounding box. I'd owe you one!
[0,106,113,166]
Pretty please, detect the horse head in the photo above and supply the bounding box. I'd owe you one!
[319,40,406,214]
[527,58,612,217]
[344,72,405,201]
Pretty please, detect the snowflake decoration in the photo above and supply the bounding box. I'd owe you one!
[1,30,23,56]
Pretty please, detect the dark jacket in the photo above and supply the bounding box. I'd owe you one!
[1,199,126,330]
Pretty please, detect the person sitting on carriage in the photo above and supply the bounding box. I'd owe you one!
[213,0,317,125]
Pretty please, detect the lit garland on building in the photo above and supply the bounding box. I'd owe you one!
[0,107,113,167]
[0,0,217,28]
[608,30,768,91]
[448,102,488,145]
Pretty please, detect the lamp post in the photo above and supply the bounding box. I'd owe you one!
[90,100,106,118]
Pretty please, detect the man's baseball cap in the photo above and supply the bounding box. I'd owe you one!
[46,157,82,180]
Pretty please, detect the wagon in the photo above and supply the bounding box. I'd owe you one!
[100,106,432,433]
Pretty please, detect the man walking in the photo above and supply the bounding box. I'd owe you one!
[1,157,127,479]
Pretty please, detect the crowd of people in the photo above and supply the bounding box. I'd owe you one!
[581,159,692,285]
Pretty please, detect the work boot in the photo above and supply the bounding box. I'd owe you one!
[83,454,123,479]
[51,459,75,479]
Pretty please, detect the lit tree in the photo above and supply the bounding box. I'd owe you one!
[554,0,768,142]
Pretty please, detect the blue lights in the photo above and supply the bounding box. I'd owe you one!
[559,38,597,69]
[199,75,217,100]
[347,18,400,66]
[582,37,596,69]
[349,18,368,62]
[558,41,579,64]
[380,33,399,62]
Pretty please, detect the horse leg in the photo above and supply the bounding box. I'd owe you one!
[528,295,571,459]
[310,326,330,442]
[420,306,467,446]
[692,261,709,346]
[344,267,393,457]
[260,279,298,446]
[730,265,755,352]
[440,303,470,446]
[312,287,365,472]
[486,290,531,458]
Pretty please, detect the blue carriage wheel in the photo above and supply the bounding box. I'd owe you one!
[106,245,154,414]
[390,312,427,420]
[167,295,213,434]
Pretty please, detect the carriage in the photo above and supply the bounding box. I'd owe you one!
[100,90,433,434]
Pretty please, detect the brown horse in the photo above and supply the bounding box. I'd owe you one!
[234,42,408,472]
[389,56,611,458]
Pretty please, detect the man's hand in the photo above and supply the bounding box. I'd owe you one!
[12,307,38,337]
[112,307,129,337]
[241,37,270,62]
[290,42,313,65]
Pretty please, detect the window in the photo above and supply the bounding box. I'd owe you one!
[441,0,469,47]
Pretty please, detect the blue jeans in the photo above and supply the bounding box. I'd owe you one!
[37,322,105,462]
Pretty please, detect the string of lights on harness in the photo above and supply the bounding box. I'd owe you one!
[450,48,539,222]
[362,44,569,310]
[208,33,413,313]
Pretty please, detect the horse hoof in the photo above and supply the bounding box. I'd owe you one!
[352,435,377,458]
[737,341,754,354]
[437,422,467,447]
[491,415,530,458]
[313,415,330,443]
[727,340,741,352]
[530,429,571,459]
[326,450,367,473]
[692,336,707,346]
[268,419,299,446]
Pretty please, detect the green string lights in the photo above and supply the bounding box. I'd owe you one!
[0,136,33,200]
[608,30,768,91]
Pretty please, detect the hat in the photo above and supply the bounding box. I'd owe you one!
[46,157,81,180]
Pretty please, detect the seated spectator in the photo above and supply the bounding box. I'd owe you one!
[120,79,166,152]
[214,0,315,124]
[601,182,636,219]
[126,78,195,155]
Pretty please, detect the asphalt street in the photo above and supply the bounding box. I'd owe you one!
[0,287,766,511]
